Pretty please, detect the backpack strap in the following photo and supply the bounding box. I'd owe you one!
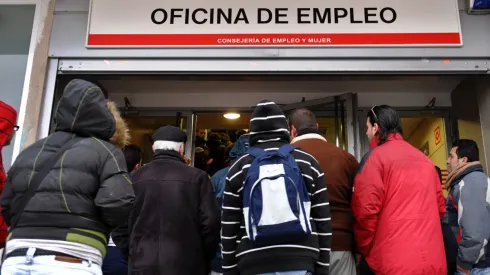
[247,147,266,159]
[278,144,296,158]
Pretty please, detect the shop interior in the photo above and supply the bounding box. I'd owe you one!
[49,74,486,192]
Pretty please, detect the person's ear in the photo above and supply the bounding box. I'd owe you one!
[207,158,214,165]
[373,122,379,135]
[316,123,319,130]
[179,144,184,156]
[291,125,297,138]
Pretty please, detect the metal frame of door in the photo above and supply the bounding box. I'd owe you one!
[119,109,196,161]
[281,93,360,159]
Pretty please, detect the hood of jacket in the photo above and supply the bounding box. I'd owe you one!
[0,101,17,148]
[54,79,130,148]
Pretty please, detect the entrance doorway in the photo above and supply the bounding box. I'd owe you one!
[281,93,359,158]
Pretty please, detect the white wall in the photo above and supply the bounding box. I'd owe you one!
[105,78,458,108]
[51,0,490,59]
[0,5,35,170]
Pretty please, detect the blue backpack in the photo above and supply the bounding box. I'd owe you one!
[243,144,312,244]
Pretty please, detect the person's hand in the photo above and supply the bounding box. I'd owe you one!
[457,265,470,275]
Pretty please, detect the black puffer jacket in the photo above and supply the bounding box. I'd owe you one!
[0,79,135,257]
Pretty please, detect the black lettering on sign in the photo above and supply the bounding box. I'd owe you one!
[209,9,215,24]
[217,9,232,24]
[258,8,273,24]
[192,8,207,24]
[184,9,190,24]
[297,8,310,24]
[275,8,288,24]
[349,8,363,23]
[170,9,183,24]
[334,8,347,23]
[151,8,167,24]
[235,8,249,24]
[313,8,331,24]
[364,8,378,23]
[380,7,397,23]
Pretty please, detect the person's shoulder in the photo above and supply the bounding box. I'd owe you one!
[211,167,228,181]
[291,146,318,164]
[463,170,489,185]
[357,149,378,174]
[228,153,253,172]
[180,163,209,179]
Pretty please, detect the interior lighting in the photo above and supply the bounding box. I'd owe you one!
[224,112,240,120]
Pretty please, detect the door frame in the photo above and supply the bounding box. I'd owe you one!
[281,93,360,159]
[119,109,195,161]
[357,107,452,158]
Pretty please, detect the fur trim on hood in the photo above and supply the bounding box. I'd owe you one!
[107,101,130,148]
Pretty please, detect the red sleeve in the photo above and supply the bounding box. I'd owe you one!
[435,171,446,219]
[351,153,384,257]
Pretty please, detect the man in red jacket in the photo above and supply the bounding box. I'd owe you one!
[352,105,447,275]
[0,101,17,248]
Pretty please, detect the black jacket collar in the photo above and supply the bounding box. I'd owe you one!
[153,150,185,163]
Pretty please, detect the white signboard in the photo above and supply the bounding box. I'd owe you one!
[87,0,463,47]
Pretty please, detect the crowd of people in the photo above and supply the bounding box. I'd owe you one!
[0,79,489,275]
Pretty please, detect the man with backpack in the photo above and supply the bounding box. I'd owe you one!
[221,100,332,275]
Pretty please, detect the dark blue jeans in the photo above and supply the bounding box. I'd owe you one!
[102,246,128,275]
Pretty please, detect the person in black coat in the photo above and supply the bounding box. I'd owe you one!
[128,125,221,275]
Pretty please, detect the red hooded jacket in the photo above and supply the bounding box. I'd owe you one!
[352,133,447,275]
[0,101,17,248]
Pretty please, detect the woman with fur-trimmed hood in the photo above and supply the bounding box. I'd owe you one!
[0,79,135,275]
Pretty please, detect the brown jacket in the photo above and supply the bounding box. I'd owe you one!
[292,133,359,252]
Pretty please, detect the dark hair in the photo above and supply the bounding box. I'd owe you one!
[434,166,443,184]
[367,105,403,145]
[454,139,479,162]
[194,146,211,173]
[123,144,143,172]
[288,108,317,131]
[195,135,206,147]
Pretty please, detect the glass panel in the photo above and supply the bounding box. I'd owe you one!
[124,115,187,164]
[193,112,251,175]
[307,101,349,151]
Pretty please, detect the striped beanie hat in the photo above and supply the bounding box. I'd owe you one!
[249,100,290,146]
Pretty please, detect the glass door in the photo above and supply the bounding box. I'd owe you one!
[121,108,194,164]
[281,93,360,159]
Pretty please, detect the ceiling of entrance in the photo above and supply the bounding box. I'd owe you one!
[124,113,428,140]
[98,76,463,94]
